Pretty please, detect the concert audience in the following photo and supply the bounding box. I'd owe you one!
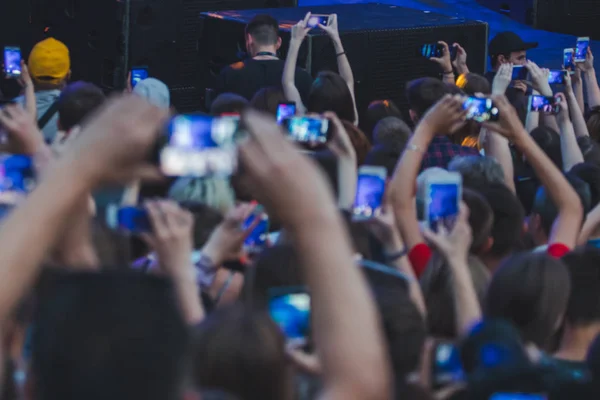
[4,9,600,400]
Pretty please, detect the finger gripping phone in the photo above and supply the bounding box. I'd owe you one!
[307,14,329,28]
[3,46,22,79]
[282,116,331,144]
[130,66,149,88]
[269,287,311,345]
[425,172,462,232]
[352,166,387,221]
[528,95,560,114]
[575,37,590,63]
[462,97,499,123]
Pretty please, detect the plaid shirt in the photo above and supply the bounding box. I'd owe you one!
[421,137,481,170]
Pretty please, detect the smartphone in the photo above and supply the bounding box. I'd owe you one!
[547,69,566,84]
[528,95,560,114]
[160,115,241,177]
[563,48,575,73]
[432,342,464,389]
[130,66,149,88]
[106,205,152,234]
[282,116,331,144]
[276,102,296,124]
[490,394,547,400]
[352,166,387,221]
[421,43,456,59]
[511,65,528,81]
[243,207,269,252]
[0,155,35,193]
[307,14,329,28]
[3,46,22,79]
[268,287,311,345]
[462,97,499,123]
[575,37,590,63]
[425,172,462,232]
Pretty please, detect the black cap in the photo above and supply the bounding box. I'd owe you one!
[489,31,538,55]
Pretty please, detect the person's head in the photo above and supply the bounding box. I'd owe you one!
[28,38,71,90]
[244,14,281,56]
[448,156,505,189]
[249,87,286,117]
[363,146,400,177]
[57,81,105,132]
[406,77,450,124]
[463,188,494,255]
[192,304,291,400]
[485,252,571,349]
[455,73,491,96]
[569,162,600,208]
[210,93,248,116]
[362,99,403,141]
[133,78,170,109]
[32,271,190,400]
[372,116,411,151]
[529,173,590,244]
[488,31,537,70]
[561,247,600,330]
[530,126,563,170]
[586,106,600,143]
[168,177,235,216]
[341,120,371,165]
[578,135,600,167]
[308,71,356,123]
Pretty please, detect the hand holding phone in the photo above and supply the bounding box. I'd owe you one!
[130,66,149,88]
[307,14,329,28]
[282,116,331,145]
[352,166,387,220]
[462,97,499,123]
[243,208,269,252]
[528,95,560,114]
[421,42,456,60]
[425,172,462,232]
[3,47,22,79]
[575,37,590,63]
[269,287,311,345]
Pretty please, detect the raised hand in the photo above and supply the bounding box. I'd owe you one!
[419,94,467,135]
[525,61,552,96]
[577,46,594,72]
[429,41,453,73]
[482,94,527,141]
[452,43,469,74]
[291,12,312,43]
[555,92,570,125]
[0,104,46,155]
[423,202,472,264]
[492,63,513,95]
[318,13,340,41]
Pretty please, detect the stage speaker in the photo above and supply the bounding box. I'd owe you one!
[534,0,600,38]
[198,4,489,121]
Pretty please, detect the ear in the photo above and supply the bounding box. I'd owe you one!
[409,109,418,124]
[276,37,282,51]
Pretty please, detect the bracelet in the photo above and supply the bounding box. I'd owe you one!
[336,51,346,57]
[384,249,408,262]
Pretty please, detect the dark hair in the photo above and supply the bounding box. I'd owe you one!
[210,93,248,115]
[448,156,505,189]
[485,252,571,349]
[568,162,600,208]
[341,120,371,165]
[250,86,286,117]
[474,183,525,258]
[406,77,450,120]
[32,271,189,400]
[578,135,600,167]
[531,173,590,237]
[373,116,411,151]
[530,126,563,170]
[456,73,491,95]
[362,99,403,141]
[192,304,291,400]
[245,14,279,46]
[586,106,600,143]
[463,188,494,254]
[490,54,510,70]
[561,247,600,327]
[363,146,400,177]
[57,81,105,131]
[307,71,356,123]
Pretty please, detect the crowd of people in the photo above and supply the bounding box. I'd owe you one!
[2,7,600,400]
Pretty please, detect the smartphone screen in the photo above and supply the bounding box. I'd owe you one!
[547,69,566,84]
[421,43,455,59]
[490,394,547,400]
[161,115,240,177]
[432,342,464,388]
[0,155,35,193]
[352,168,386,220]
[575,37,590,62]
[269,289,311,345]
[276,102,296,124]
[130,67,149,88]
[3,47,22,78]
[564,49,575,72]
[283,116,330,144]
[529,95,559,114]
[243,212,269,251]
[426,179,461,232]
[307,14,329,28]
[462,97,499,122]
[511,65,528,81]
[115,206,152,234]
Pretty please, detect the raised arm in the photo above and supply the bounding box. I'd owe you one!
[564,70,590,137]
[452,43,469,75]
[430,41,456,85]
[482,126,515,193]
[324,112,357,210]
[484,95,583,249]
[282,13,311,114]
[240,110,391,400]
[571,68,585,114]
[579,47,600,108]
[320,14,358,125]
[555,92,584,171]
[20,62,37,120]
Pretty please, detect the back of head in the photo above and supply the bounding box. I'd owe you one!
[133,78,170,109]
[586,106,600,143]
[569,162,600,207]
[463,188,494,254]
[531,173,590,237]
[530,126,563,170]
[250,86,286,117]
[308,71,356,123]
[362,99,403,141]
[373,116,411,151]
[485,252,571,348]
[474,183,525,258]
[33,270,189,400]
[406,77,450,120]
[364,145,400,177]
[28,37,71,88]
[561,247,600,328]
[210,93,248,116]
[245,14,280,46]
[192,304,290,400]
[341,120,371,165]
[448,155,505,189]
[455,73,491,96]
[57,81,105,131]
